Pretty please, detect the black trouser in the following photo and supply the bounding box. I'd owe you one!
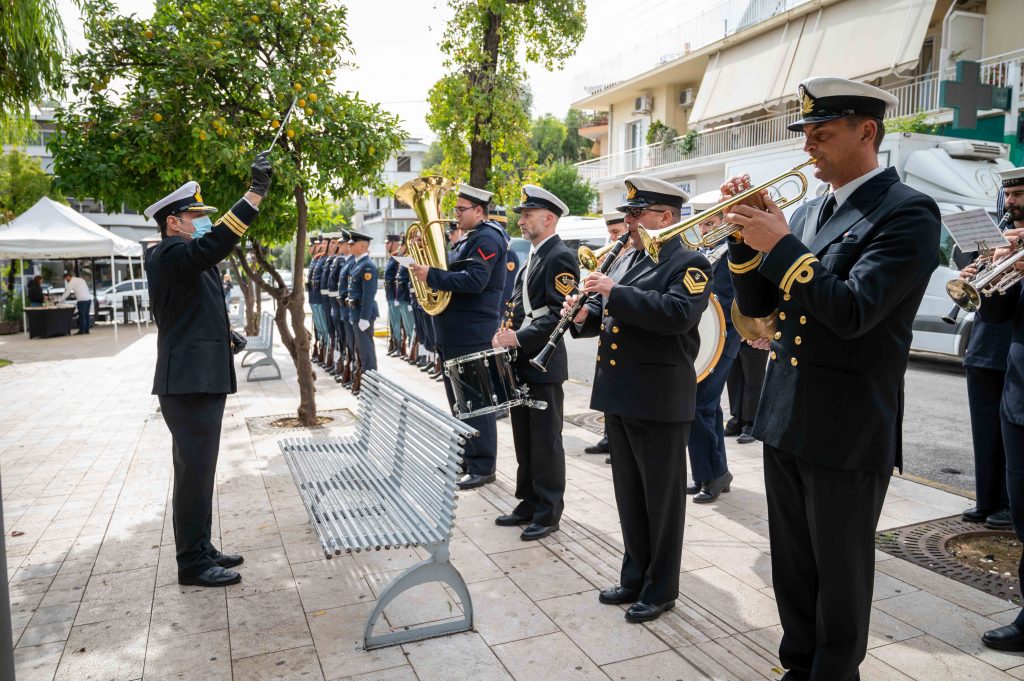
[511,381,565,526]
[966,366,1009,512]
[763,445,889,681]
[1002,420,1024,628]
[727,343,768,425]
[438,343,497,476]
[606,414,689,605]
[688,353,735,482]
[159,393,227,578]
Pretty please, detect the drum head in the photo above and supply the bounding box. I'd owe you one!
[695,295,726,383]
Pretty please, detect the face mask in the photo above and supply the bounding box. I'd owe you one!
[191,216,213,240]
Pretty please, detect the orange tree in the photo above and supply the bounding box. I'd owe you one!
[51,0,404,425]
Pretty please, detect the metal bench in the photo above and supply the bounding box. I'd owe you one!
[240,311,281,382]
[280,371,478,649]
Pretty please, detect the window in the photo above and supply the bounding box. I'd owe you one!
[396,156,411,172]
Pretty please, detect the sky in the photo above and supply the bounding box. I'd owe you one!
[56,0,707,140]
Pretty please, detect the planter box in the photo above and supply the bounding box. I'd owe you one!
[0,320,23,335]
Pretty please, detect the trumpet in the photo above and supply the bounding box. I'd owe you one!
[636,158,816,262]
[946,212,1021,312]
[578,241,619,271]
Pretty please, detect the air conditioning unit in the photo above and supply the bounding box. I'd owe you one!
[939,139,1007,161]
[633,96,653,114]
[678,88,694,108]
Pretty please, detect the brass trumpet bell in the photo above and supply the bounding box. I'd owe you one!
[578,241,619,271]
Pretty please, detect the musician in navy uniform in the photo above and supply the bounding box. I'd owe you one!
[566,175,711,623]
[384,234,402,357]
[977,166,1024,652]
[346,231,378,390]
[685,191,741,503]
[723,77,940,680]
[409,184,508,489]
[144,153,273,587]
[492,186,578,540]
[490,206,520,313]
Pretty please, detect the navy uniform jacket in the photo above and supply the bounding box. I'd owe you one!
[307,255,321,305]
[503,247,521,312]
[572,236,712,422]
[729,166,940,473]
[347,256,379,323]
[336,256,353,321]
[505,235,578,384]
[146,199,258,395]
[396,265,412,303]
[955,245,1014,370]
[313,254,331,297]
[427,220,508,346]
[977,283,1024,424]
[384,257,399,302]
[710,252,741,361]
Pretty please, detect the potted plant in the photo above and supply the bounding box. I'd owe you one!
[0,294,24,334]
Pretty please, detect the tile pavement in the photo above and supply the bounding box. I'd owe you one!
[0,322,1019,680]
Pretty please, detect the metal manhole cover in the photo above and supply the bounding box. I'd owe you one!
[246,408,357,438]
[875,515,1019,604]
[565,411,605,435]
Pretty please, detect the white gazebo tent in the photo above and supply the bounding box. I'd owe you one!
[0,197,145,341]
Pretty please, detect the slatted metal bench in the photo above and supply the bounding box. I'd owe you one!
[240,311,281,382]
[280,371,478,649]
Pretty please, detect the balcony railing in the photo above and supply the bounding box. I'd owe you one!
[576,49,1024,183]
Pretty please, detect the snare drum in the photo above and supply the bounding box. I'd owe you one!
[695,294,727,383]
[444,347,546,419]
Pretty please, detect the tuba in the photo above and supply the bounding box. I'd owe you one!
[397,176,454,316]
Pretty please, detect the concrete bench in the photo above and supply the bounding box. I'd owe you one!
[279,371,478,649]
[240,311,281,382]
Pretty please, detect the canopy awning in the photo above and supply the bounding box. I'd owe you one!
[688,0,937,126]
[0,197,142,259]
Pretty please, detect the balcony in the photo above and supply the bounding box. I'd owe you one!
[575,49,1024,184]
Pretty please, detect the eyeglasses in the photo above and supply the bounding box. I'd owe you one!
[625,206,669,218]
[454,205,476,215]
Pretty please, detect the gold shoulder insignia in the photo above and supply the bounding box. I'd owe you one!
[363,272,372,281]
[683,267,708,295]
[554,272,576,296]
[625,181,637,200]
[507,261,515,272]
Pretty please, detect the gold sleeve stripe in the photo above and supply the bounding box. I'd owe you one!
[780,253,818,294]
[217,211,247,237]
[728,252,762,274]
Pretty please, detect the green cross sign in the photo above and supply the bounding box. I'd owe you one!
[940,60,1012,130]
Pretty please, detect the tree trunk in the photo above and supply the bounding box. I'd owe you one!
[229,251,259,336]
[288,183,317,426]
[469,9,501,189]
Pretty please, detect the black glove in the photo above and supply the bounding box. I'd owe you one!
[249,151,273,197]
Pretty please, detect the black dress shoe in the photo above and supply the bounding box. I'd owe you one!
[985,509,1013,530]
[983,623,1024,651]
[584,439,609,454]
[178,565,242,587]
[693,471,733,504]
[962,506,992,523]
[457,473,496,490]
[736,425,756,445]
[521,523,558,541]
[211,552,244,568]
[598,585,640,605]
[605,456,611,465]
[686,481,704,495]
[723,418,741,437]
[495,513,530,527]
[625,600,675,623]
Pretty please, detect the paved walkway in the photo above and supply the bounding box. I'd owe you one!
[0,323,1021,681]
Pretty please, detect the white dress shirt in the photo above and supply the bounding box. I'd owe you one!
[60,277,92,302]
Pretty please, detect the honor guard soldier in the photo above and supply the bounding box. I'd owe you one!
[977,166,1024,652]
[307,236,326,364]
[395,239,416,359]
[311,236,334,365]
[409,183,508,489]
[687,190,741,503]
[334,233,357,385]
[384,234,403,356]
[724,77,940,681]
[346,230,378,391]
[325,233,350,378]
[144,152,273,587]
[566,175,711,623]
[492,185,578,540]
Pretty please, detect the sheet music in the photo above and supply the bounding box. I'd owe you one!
[943,209,1010,252]
[394,256,416,267]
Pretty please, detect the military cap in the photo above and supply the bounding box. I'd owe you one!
[998,167,1024,188]
[457,184,493,207]
[688,189,722,213]
[144,181,218,222]
[385,233,402,243]
[618,176,689,211]
[489,206,508,224]
[788,76,897,132]
[603,210,626,226]
[513,184,569,217]
[348,230,372,243]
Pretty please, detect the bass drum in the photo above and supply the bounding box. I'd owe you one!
[695,294,726,383]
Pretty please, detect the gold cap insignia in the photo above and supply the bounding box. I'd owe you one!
[625,181,637,200]
[521,189,529,204]
[799,86,814,116]
[507,261,515,272]
[682,267,708,295]
[363,272,372,281]
[195,190,203,203]
[554,273,577,297]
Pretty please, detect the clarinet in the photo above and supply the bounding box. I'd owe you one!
[943,211,1012,324]
[530,233,631,372]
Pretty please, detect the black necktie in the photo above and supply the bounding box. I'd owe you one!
[817,194,836,233]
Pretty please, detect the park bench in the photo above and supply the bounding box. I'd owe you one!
[240,311,281,382]
[279,371,478,649]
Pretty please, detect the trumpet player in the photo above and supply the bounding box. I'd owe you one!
[723,77,940,681]
[565,176,711,623]
[977,170,1024,652]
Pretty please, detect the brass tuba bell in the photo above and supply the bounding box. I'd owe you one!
[397,176,454,316]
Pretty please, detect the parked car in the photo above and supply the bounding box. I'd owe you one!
[98,279,148,312]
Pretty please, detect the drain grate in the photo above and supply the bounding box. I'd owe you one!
[565,411,605,435]
[245,408,356,438]
[875,515,1019,604]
